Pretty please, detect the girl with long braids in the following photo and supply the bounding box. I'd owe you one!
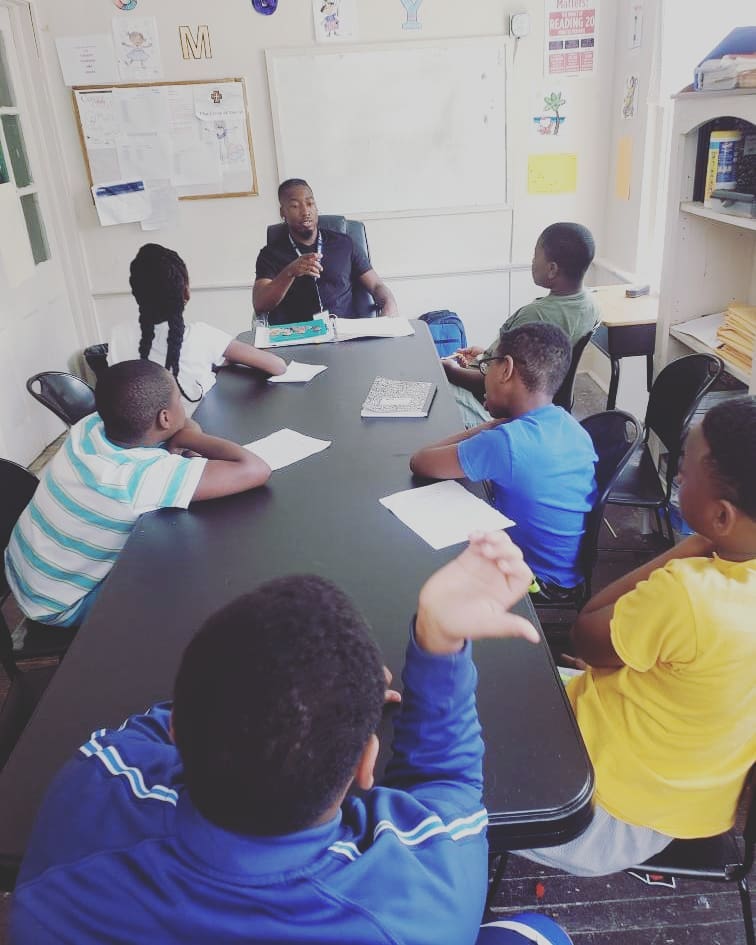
[108,244,286,414]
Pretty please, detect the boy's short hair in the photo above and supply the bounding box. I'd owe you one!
[172,575,386,835]
[95,360,174,443]
[495,323,571,397]
[278,178,311,201]
[540,222,595,281]
[701,395,756,519]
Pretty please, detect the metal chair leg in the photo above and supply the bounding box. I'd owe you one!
[738,875,755,945]
[485,852,509,912]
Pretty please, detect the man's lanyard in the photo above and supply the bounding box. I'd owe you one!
[289,230,324,313]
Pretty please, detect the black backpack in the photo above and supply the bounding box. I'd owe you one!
[419,310,468,358]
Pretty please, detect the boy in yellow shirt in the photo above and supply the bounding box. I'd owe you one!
[518,395,756,875]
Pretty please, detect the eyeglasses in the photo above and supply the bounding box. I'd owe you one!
[477,356,506,376]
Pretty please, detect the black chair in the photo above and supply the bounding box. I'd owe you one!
[266,214,378,318]
[26,372,96,428]
[533,410,641,614]
[0,459,77,668]
[553,326,598,413]
[607,353,723,543]
[629,765,755,945]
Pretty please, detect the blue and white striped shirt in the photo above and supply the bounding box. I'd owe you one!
[5,414,206,623]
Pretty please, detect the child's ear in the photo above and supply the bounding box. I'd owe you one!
[156,407,172,431]
[498,354,516,383]
[353,734,379,791]
[546,260,559,282]
[713,499,738,537]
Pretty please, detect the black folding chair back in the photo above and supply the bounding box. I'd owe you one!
[608,353,722,542]
[553,326,598,413]
[26,372,96,428]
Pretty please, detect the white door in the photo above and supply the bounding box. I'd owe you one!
[0,2,83,464]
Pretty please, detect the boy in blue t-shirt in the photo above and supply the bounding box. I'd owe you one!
[411,323,597,592]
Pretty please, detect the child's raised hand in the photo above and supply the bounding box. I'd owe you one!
[416,531,539,655]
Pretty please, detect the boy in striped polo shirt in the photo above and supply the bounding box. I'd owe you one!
[5,359,270,628]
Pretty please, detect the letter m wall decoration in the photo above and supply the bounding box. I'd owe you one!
[179,25,213,60]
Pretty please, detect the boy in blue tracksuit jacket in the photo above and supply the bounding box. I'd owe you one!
[11,532,571,945]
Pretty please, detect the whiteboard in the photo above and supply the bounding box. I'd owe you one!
[266,39,507,216]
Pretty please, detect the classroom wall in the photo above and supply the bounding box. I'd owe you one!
[29,0,620,351]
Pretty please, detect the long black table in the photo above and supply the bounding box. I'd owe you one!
[0,323,592,880]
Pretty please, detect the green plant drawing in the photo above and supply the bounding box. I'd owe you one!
[543,91,566,134]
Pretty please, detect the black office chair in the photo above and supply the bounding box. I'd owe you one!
[628,765,755,945]
[607,353,723,544]
[26,372,96,428]
[533,410,641,615]
[553,326,598,413]
[266,214,378,318]
[0,459,77,668]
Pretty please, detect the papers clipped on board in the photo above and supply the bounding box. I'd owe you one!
[244,429,331,470]
[380,480,515,551]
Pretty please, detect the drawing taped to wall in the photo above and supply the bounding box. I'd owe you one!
[621,74,639,119]
[112,15,162,80]
[113,0,137,10]
[313,0,356,42]
[533,90,567,135]
[400,0,423,30]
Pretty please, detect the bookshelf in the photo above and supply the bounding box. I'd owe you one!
[656,90,756,393]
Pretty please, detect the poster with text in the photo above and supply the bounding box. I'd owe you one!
[544,0,598,77]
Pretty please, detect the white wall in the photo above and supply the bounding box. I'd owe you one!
[29,0,618,353]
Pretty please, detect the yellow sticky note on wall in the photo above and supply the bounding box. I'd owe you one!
[615,136,632,200]
[527,153,577,194]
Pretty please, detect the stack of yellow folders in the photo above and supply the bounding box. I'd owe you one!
[716,303,756,374]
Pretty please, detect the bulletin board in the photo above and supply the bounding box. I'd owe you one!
[72,77,257,200]
[266,39,508,216]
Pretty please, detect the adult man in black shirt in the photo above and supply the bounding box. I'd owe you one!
[253,179,399,326]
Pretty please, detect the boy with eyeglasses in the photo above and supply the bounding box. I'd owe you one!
[411,323,597,597]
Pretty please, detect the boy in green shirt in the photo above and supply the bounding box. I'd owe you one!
[446,222,600,427]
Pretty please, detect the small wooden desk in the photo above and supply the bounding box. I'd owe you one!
[590,285,659,410]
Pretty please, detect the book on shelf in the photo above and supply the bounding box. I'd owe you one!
[361,376,436,418]
[255,317,334,348]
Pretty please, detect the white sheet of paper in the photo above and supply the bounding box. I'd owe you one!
[114,86,169,134]
[92,180,150,226]
[140,179,179,231]
[379,480,515,551]
[0,183,35,288]
[88,146,121,184]
[117,132,173,182]
[56,34,118,86]
[672,312,725,349]
[75,89,118,147]
[333,317,415,341]
[268,361,328,383]
[193,82,244,121]
[244,429,331,470]
[172,141,222,190]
